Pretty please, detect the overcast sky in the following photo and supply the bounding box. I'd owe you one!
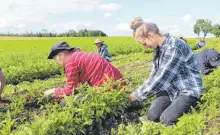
[0,0,219,37]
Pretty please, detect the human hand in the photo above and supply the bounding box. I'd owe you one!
[44,88,55,98]
[129,94,136,103]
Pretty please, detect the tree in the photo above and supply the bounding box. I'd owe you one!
[211,24,220,38]
[194,19,212,38]
[0,29,107,37]
[194,23,200,38]
[68,30,77,37]
[77,30,86,37]
[201,19,212,38]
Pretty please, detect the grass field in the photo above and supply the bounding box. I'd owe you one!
[0,37,220,135]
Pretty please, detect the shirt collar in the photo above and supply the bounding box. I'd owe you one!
[158,36,170,51]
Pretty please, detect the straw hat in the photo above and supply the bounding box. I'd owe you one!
[94,39,104,44]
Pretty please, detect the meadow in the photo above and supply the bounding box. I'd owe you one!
[0,37,219,135]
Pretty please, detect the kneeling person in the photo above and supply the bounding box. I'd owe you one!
[129,17,202,126]
[44,42,125,99]
[196,49,220,75]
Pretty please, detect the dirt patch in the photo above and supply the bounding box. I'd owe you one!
[204,116,220,135]
[84,111,140,135]
[117,60,152,71]
[0,97,12,112]
[9,72,62,85]
[82,101,142,135]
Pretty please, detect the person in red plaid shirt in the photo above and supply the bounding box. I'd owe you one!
[44,41,126,99]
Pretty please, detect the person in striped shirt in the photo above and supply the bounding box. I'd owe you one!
[44,41,126,99]
[129,17,202,125]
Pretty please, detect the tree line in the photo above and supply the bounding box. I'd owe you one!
[194,19,220,38]
[0,29,107,37]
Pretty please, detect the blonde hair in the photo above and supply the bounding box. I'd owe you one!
[129,17,160,38]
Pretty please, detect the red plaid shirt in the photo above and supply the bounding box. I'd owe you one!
[55,52,125,99]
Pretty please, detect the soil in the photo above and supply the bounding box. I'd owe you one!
[0,97,12,112]
[83,101,143,135]
[204,116,220,135]
[38,72,62,81]
[9,72,62,85]
[117,60,152,71]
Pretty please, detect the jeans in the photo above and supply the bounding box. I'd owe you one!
[147,91,198,125]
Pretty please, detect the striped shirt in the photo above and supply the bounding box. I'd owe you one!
[133,36,203,101]
[55,52,125,99]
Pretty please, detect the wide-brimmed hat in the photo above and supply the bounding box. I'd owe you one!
[48,41,75,59]
[94,39,104,44]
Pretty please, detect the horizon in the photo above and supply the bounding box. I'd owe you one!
[0,0,219,38]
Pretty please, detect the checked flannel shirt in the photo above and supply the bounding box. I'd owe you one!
[133,36,203,101]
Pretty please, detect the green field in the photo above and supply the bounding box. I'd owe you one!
[0,37,220,135]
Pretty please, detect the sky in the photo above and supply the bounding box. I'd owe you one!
[0,0,219,37]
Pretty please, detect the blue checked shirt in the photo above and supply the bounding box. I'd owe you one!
[133,36,203,101]
[98,44,112,62]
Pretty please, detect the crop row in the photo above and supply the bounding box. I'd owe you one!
[0,37,201,85]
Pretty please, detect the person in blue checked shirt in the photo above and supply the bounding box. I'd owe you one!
[94,39,112,62]
[129,17,203,126]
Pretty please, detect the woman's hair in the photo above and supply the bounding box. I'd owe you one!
[129,17,160,38]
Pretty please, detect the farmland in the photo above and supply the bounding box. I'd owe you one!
[0,37,220,135]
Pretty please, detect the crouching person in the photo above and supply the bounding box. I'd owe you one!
[44,42,126,99]
[94,39,112,62]
[196,37,206,49]
[196,49,220,75]
[128,17,203,126]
